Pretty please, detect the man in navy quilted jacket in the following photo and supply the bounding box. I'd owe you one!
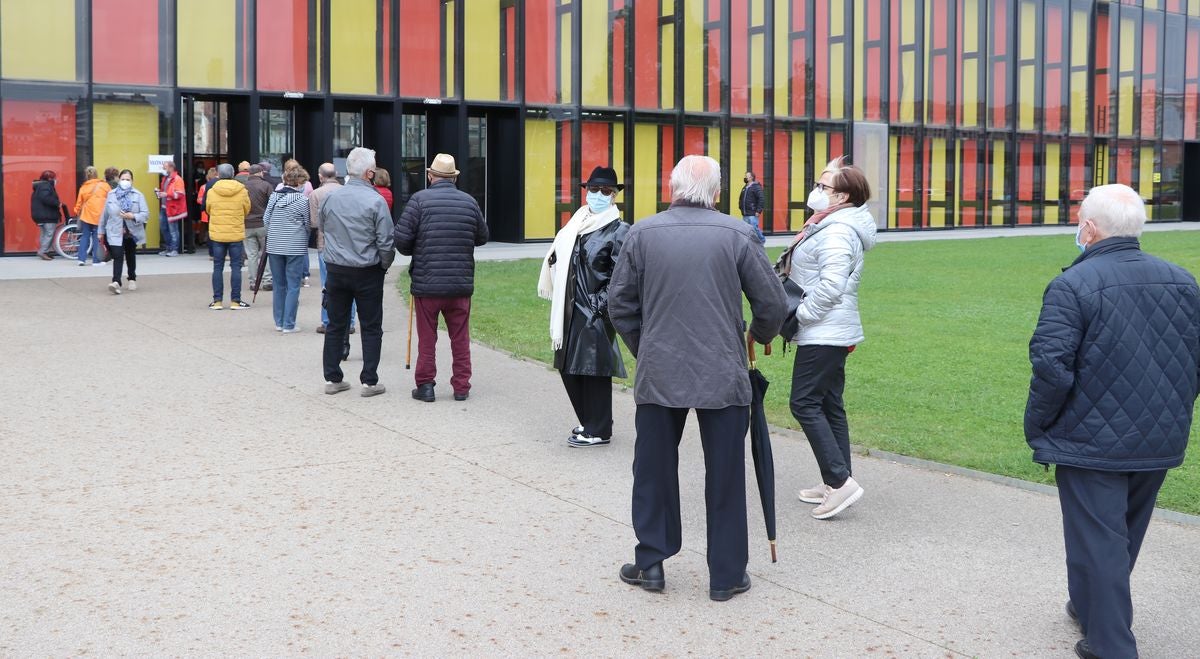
[1025,184,1200,659]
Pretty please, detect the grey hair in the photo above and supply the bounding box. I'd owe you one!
[670,155,721,207]
[217,163,234,179]
[1080,184,1145,238]
[345,147,376,177]
[318,163,337,180]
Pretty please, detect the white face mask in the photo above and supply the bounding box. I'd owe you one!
[119,180,132,191]
[1075,220,1089,253]
[806,187,830,212]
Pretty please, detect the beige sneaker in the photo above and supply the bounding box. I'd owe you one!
[812,477,863,520]
[797,483,831,504]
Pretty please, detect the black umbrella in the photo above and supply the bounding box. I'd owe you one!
[251,252,269,303]
[747,333,778,563]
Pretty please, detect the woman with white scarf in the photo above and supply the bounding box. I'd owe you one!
[538,166,630,447]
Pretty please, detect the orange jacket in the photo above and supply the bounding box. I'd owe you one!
[73,178,111,225]
[159,172,187,221]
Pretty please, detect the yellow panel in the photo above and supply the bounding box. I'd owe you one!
[963,0,978,52]
[1045,143,1061,200]
[751,0,764,26]
[560,11,573,101]
[661,24,675,109]
[1140,146,1155,219]
[1119,17,1135,72]
[814,134,829,177]
[1118,79,1135,136]
[1019,67,1035,130]
[831,0,845,35]
[731,128,748,195]
[1071,10,1089,66]
[1020,2,1037,60]
[178,0,238,88]
[774,0,789,116]
[581,0,609,106]
[901,3,914,42]
[1070,71,1089,133]
[446,2,457,95]
[683,0,704,111]
[1045,206,1059,224]
[830,43,844,119]
[929,207,946,228]
[791,133,807,230]
[901,52,916,123]
[93,103,161,247]
[930,139,946,202]
[634,123,661,222]
[710,127,722,159]
[888,136,898,228]
[992,140,1006,226]
[1,0,75,80]
[523,120,556,239]
[963,60,979,126]
[331,0,377,94]
[1094,146,1108,186]
[465,1,501,101]
[750,33,765,114]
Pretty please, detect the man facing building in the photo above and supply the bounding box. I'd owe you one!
[311,162,354,339]
[607,155,786,602]
[1025,184,1200,659]
[394,153,489,403]
[320,147,394,398]
[243,164,275,291]
[204,163,251,309]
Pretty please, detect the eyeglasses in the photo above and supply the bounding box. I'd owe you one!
[587,185,616,196]
[813,182,838,193]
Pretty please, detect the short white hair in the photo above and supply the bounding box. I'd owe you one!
[1080,184,1145,238]
[670,155,721,207]
[345,147,376,177]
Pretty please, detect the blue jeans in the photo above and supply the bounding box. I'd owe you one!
[78,221,102,263]
[160,220,180,253]
[210,240,244,302]
[319,253,355,328]
[743,215,766,244]
[269,253,307,330]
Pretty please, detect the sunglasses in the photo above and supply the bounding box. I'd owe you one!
[587,185,616,196]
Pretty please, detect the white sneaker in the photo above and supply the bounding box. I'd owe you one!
[127,280,137,291]
[91,262,105,267]
[324,381,351,395]
[797,483,831,504]
[811,477,863,520]
[282,327,301,334]
[77,261,87,267]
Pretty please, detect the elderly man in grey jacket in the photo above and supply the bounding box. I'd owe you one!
[319,147,395,398]
[608,154,786,602]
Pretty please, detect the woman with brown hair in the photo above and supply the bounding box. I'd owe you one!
[784,156,877,520]
[373,167,394,212]
[30,170,63,260]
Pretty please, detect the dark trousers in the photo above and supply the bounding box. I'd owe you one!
[109,235,137,284]
[1056,466,1166,659]
[632,403,749,590]
[789,345,853,488]
[560,372,613,438]
[323,263,385,386]
[413,295,472,394]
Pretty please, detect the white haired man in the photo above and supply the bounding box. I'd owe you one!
[319,147,395,397]
[1025,184,1200,659]
[607,155,786,602]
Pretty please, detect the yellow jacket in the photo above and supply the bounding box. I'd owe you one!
[74,178,111,225]
[205,179,251,243]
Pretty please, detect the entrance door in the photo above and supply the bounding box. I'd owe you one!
[484,109,521,242]
[258,99,324,175]
[1183,143,1200,221]
[181,94,251,251]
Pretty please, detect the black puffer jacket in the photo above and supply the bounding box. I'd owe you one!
[553,219,629,378]
[1025,237,1200,471]
[394,179,488,297]
[30,180,62,224]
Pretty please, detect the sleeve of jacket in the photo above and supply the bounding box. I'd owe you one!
[474,203,489,246]
[607,228,643,357]
[240,189,251,215]
[263,193,279,229]
[98,195,115,238]
[587,221,629,318]
[794,225,856,327]
[750,184,765,215]
[134,192,149,224]
[375,201,396,270]
[73,185,86,216]
[170,176,185,200]
[739,233,788,343]
[1024,276,1083,440]
[394,196,418,255]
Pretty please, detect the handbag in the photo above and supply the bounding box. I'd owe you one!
[773,238,806,341]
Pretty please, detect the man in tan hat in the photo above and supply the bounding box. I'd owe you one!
[394,153,489,402]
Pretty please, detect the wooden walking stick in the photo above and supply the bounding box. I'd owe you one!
[405,294,415,369]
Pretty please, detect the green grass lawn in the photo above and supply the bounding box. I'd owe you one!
[398,231,1200,515]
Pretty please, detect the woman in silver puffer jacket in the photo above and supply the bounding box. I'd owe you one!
[786,157,877,521]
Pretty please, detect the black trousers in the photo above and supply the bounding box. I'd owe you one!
[1056,465,1166,659]
[632,403,749,590]
[323,263,385,386]
[789,345,853,488]
[109,235,137,284]
[559,372,612,438]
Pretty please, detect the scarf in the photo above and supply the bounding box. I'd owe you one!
[774,202,854,278]
[537,204,621,350]
[116,186,136,213]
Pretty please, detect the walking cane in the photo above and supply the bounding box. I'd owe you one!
[405,294,415,369]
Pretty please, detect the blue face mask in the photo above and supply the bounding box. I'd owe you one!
[587,191,612,213]
[1075,221,1088,253]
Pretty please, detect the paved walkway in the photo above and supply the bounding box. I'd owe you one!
[1,236,1199,655]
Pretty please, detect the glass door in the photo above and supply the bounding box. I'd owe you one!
[397,112,427,212]
[259,108,294,174]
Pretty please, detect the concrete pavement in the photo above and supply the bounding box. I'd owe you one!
[1,254,1199,655]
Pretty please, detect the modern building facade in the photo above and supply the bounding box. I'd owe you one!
[2,0,1199,254]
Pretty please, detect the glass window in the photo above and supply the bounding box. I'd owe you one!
[1,92,83,253]
[925,0,953,127]
[814,0,848,120]
[330,0,391,95]
[987,1,1012,129]
[890,1,919,124]
[259,109,294,171]
[581,1,629,107]
[526,0,572,105]
[92,0,164,86]
[257,0,320,92]
[192,102,229,157]
[395,113,427,212]
[177,0,249,89]
[92,97,168,247]
[959,0,985,127]
[523,113,578,238]
[0,0,78,81]
[398,0,447,98]
[854,0,885,122]
[333,112,363,158]
[631,121,675,221]
[774,0,808,118]
[466,1,517,101]
[632,2,676,110]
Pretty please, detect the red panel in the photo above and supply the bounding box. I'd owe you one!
[634,0,659,108]
[791,39,806,116]
[932,0,947,49]
[830,132,844,158]
[1046,6,1063,65]
[1142,22,1159,138]
[581,122,611,175]
[683,126,706,155]
[257,0,309,91]
[612,3,626,104]
[792,0,805,31]
[1017,206,1033,225]
[660,127,674,203]
[400,0,442,97]
[772,132,790,232]
[2,101,78,253]
[814,1,829,118]
[889,9,900,123]
[708,29,723,112]
[1018,141,1034,200]
[932,56,948,124]
[961,142,978,200]
[1116,145,1133,184]
[731,1,748,114]
[866,48,881,120]
[1045,69,1062,132]
[749,130,764,192]
[524,0,555,103]
[867,0,881,41]
[92,0,159,85]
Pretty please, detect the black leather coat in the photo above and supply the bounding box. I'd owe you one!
[552,219,629,378]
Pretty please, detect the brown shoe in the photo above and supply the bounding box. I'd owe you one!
[316,324,326,334]
[38,253,52,261]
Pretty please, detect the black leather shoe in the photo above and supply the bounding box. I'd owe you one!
[412,383,435,402]
[619,562,664,592]
[454,391,469,401]
[709,572,752,602]
[1074,639,1099,659]
[1066,600,1083,634]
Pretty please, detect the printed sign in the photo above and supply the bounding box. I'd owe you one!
[148,155,175,174]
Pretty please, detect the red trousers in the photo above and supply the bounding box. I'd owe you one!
[413,295,473,394]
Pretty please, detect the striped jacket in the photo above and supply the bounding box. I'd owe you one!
[264,187,311,256]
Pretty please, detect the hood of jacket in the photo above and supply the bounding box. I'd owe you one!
[210,179,245,197]
[810,204,877,251]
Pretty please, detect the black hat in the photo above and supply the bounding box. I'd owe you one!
[580,166,624,191]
